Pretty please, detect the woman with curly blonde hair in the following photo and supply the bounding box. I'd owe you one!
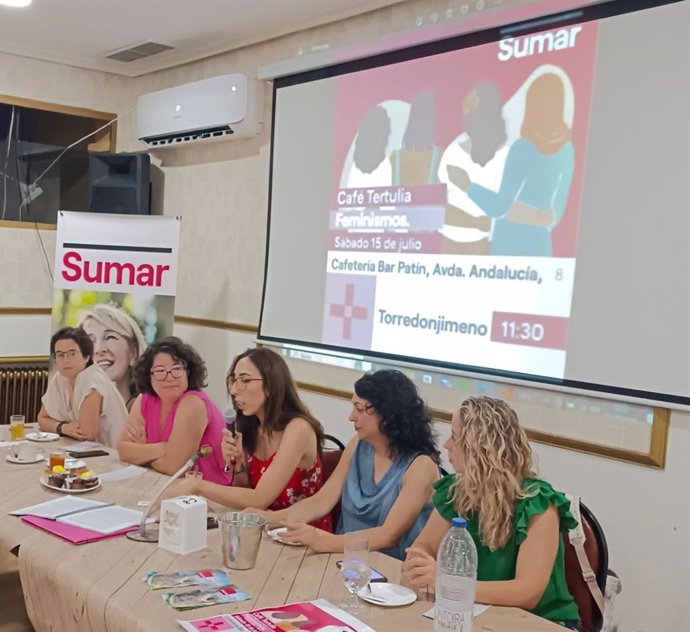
[403,396,580,629]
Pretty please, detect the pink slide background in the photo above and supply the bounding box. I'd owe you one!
[332,21,599,258]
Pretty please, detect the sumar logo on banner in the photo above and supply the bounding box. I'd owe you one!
[54,211,180,295]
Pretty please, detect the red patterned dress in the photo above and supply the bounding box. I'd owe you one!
[247,452,333,533]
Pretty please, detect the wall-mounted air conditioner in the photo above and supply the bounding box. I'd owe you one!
[136,74,264,148]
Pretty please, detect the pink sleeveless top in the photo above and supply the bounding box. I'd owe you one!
[141,390,231,485]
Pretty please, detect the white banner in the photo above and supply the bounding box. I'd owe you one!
[51,211,181,407]
[54,211,180,295]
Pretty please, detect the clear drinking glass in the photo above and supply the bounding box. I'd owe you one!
[340,537,371,616]
[10,415,25,440]
[49,449,66,469]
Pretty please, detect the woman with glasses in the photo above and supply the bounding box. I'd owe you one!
[38,327,128,447]
[116,337,230,484]
[163,348,332,531]
[248,369,441,560]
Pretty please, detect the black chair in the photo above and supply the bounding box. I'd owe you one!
[562,501,610,632]
[323,434,346,450]
[321,434,346,528]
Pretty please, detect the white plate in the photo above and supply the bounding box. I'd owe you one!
[40,475,101,494]
[26,432,60,442]
[266,527,302,546]
[6,454,44,464]
[358,583,417,607]
[42,458,87,469]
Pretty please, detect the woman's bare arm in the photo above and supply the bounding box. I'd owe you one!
[295,453,439,554]
[183,419,332,510]
[117,396,165,465]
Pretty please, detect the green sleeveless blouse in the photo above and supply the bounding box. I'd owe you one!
[433,475,579,623]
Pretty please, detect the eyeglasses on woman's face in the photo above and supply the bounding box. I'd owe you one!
[227,375,263,391]
[54,350,80,361]
[150,365,186,381]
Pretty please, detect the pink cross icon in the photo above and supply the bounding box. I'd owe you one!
[329,283,368,339]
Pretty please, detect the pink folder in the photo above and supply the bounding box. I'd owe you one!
[22,515,137,544]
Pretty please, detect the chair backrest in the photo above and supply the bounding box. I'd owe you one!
[562,502,609,632]
[323,434,346,451]
[321,434,346,528]
[321,448,343,485]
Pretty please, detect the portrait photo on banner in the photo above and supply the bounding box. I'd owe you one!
[51,290,175,406]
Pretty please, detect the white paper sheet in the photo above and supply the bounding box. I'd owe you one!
[10,496,108,519]
[99,465,147,482]
[64,441,103,452]
[58,505,146,535]
[423,604,489,619]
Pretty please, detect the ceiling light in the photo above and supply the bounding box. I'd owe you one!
[0,0,33,7]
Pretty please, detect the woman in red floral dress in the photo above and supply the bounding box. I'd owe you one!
[166,347,332,532]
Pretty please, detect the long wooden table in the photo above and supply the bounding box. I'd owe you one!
[0,432,562,632]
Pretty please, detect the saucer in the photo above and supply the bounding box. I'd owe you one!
[26,432,59,442]
[357,583,417,607]
[6,453,44,464]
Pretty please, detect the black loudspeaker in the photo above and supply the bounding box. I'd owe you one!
[88,152,151,214]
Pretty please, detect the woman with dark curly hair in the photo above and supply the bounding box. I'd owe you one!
[117,337,230,484]
[248,369,440,560]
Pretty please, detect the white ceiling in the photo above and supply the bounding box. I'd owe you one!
[0,0,405,77]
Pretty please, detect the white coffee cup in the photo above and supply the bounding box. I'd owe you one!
[14,442,38,461]
[0,425,10,441]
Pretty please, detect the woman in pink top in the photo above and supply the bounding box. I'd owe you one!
[117,337,230,485]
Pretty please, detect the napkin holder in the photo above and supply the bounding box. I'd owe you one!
[158,495,207,554]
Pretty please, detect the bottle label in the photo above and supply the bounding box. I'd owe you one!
[433,575,475,632]
[434,601,473,632]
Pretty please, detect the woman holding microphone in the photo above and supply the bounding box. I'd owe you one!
[164,348,332,531]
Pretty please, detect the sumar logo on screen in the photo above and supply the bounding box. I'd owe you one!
[498,26,582,61]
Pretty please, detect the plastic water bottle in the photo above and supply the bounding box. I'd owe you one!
[434,517,478,632]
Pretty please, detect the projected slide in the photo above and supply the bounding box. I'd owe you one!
[321,23,598,378]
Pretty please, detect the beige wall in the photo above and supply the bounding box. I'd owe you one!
[0,51,129,310]
[0,2,688,631]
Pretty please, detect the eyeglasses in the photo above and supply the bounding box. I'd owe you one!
[352,402,374,414]
[228,376,262,391]
[151,365,186,381]
[54,350,79,361]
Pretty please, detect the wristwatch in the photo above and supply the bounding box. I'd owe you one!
[55,421,67,437]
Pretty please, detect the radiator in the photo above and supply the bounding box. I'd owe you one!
[0,365,49,424]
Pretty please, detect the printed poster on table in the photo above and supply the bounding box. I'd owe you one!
[178,598,374,632]
[51,211,180,406]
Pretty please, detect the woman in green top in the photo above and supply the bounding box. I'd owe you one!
[403,396,580,629]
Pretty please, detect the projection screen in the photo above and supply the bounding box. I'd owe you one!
[259,0,690,407]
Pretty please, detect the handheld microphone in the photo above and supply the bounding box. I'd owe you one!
[223,409,240,473]
[224,408,237,436]
[127,445,213,543]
